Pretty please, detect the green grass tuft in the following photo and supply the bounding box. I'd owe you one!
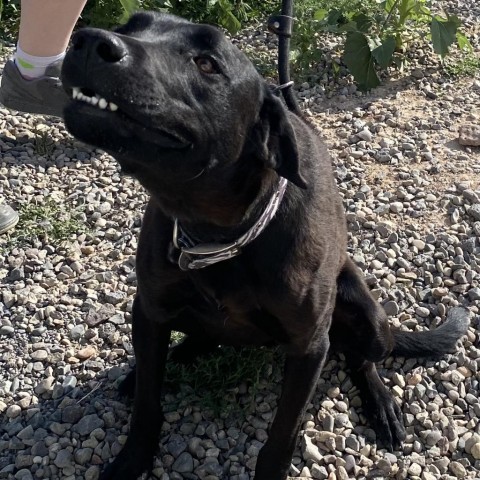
[446,53,480,77]
[164,342,282,417]
[2,200,87,251]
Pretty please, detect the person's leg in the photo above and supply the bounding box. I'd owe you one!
[16,0,87,78]
[0,0,87,234]
[0,0,87,118]
[19,0,87,57]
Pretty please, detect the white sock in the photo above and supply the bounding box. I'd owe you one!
[14,44,65,79]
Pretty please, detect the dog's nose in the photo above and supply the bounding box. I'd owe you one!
[72,29,128,63]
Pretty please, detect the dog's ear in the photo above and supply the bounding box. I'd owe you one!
[257,89,308,189]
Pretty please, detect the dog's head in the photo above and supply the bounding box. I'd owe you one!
[62,12,306,223]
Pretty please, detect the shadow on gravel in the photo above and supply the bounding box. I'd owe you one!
[0,345,284,479]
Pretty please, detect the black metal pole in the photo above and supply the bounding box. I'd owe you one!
[268,0,301,116]
[278,0,301,116]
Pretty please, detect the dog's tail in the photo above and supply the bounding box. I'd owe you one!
[391,306,470,358]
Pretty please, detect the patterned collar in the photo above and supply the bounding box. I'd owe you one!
[172,177,288,271]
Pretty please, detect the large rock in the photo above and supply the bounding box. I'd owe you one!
[75,414,104,436]
[459,124,480,146]
[172,452,194,473]
[301,434,323,464]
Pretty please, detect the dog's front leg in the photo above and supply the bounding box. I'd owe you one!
[254,332,330,480]
[100,296,171,480]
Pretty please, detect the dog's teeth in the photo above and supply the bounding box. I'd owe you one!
[73,90,113,110]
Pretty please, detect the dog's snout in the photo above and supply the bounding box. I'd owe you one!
[72,29,128,64]
[96,34,127,63]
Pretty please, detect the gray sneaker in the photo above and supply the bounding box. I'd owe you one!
[0,59,68,118]
[0,204,19,234]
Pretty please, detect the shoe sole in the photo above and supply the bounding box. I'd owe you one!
[0,91,64,117]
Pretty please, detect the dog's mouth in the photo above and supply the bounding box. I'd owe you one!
[71,87,119,112]
[66,86,192,151]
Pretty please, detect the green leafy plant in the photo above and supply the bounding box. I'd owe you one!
[299,0,471,90]
[118,0,140,22]
[81,0,276,33]
[83,0,129,29]
[154,0,259,34]
[1,0,276,40]
[0,0,20,42]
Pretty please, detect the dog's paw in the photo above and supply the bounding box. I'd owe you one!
[364,387,405,450]
[117,368,136,399]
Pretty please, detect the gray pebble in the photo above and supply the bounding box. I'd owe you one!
[76,415,104,436]
[54,448,73,468]
[383,300,399,316]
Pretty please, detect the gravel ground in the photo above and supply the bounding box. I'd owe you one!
[1,2,480,480]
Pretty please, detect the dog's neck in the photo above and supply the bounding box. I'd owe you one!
[175,169,281,245]
[170,171,287,270]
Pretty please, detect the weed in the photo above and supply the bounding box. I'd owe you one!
[2,200,88,251]
[446,53,480,77]
[34,125,55,157]
[164,343,282,417]
[1,0,275,40]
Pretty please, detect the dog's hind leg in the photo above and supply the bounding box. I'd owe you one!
[332,259,469,450]
[348,309,469,450]
[346,354,405,449]
[330,303,406,450]
[334,258,469,360]
[330,313,406,448]
[100,295,171,480]
[331,258,405,449]
[333,257,394,362]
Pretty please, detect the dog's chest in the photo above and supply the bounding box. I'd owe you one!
[191,267,289,346]
[197,271,260,320]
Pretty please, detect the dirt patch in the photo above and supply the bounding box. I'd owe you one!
[308,78,480,233]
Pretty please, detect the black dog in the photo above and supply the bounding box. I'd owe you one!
[62,12,469,480]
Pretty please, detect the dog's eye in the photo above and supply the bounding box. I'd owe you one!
[194,57,218,74]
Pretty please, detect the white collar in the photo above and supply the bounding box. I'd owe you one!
[172,177,288,270]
